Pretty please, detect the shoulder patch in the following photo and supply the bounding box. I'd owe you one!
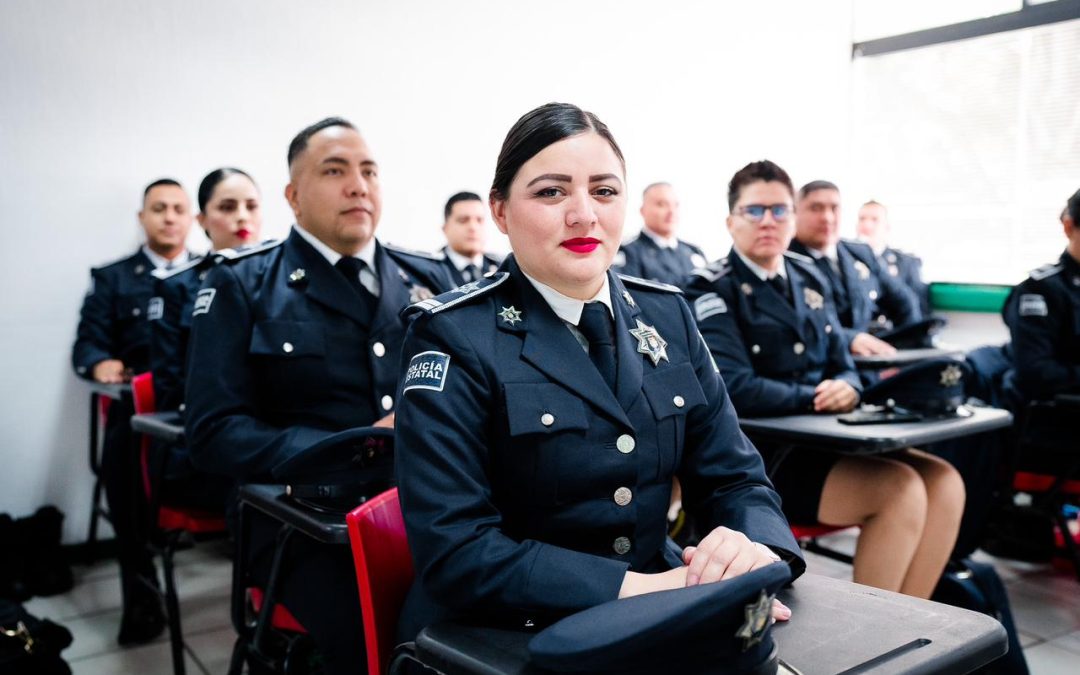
[693,292,728,321]
[217,238,283,263]
[403,351,451,393]
[152,254,208,280]
[411,272,509,314]
[1030,263,1063,281]
[1018,293,1048,317]
[689,259,730,283]
[617,274,682,294]
[192,288,216,316]
[384,242,445,261]
[783,250,813,265]
[147,296,165,321]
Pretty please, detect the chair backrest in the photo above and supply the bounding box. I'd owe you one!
[130,372,156,500]
[346,488,414,675]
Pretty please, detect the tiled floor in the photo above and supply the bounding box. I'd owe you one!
[26,534,1080,673]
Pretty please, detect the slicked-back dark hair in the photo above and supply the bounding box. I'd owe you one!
[287,117,357,169]
[797,180,840,201]
[444,191,482,220]
[727,160,794,211]
[490,102,624,201]
[197,168,255,212]
[143,178,182,200]
[1067,188,1080,223]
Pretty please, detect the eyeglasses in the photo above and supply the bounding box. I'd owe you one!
[734,204,792,223]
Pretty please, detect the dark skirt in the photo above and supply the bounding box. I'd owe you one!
[757,442,841,525]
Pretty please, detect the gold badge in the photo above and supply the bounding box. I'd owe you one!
[854,260,871,280]
[804,287,824,310]
[629,319,669,366]
[736,590,774,651]
[940,364,963,387]
[498,306,523,326]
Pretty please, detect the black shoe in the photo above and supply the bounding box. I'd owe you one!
[117,591,166,646]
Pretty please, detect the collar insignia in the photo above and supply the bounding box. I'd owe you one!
[629,319,669,366]
[622,290,636,308]
[854,260,871,280]
[740,282,753,296]
[288,268,306,285]
[804,287,824,310]
[498,305,523,326]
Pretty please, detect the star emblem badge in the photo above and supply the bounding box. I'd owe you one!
[498,306,523,326]
[803,287,824,310]
[735,590,774,652]
[455,281,483,294]
[622,290,636,308]
[940,364,963,387]
[629,319,669,366]
[288,268,306,284]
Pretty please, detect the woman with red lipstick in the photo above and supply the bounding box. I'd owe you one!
[394,103,803,646]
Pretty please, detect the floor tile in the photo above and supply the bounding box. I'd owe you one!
[1045,629,1080,655]
[1022,641,1080,675]
[25,572,122,621]
[1003,580,1080,642]
[1018,631,1043,649]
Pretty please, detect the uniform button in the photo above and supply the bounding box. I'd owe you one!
[372,342,386,357]
[613,537,631,555]
[282,342,294,353]
[613,487,633,506]
[673,395,685,408]
[616,434,635,453]
[793,342,805,355]
[381,395,393,411]
[132,307,141,316]
[751,344,761,354]
[869,290,879,300]
[825,324,832,334]
[541,413,555,427]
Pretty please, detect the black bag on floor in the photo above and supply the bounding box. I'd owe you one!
[0,599,73,675]
[932,559,1029,675]
[0,507,74,601]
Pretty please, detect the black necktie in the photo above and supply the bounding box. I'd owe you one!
[577,302,618,394]
[815,257,850,321]
[335,257,377,308]
[464,264,481,283]
[768,275,792,306]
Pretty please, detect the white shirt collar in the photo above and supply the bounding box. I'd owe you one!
[141,245,189,271]
[805,244,838,262]
[640,226,679,250]
[733,248,786,281]
[293,224,377,271]
[521,271,613,325]
[445,246,483,271]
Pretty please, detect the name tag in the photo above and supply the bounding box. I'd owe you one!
[403,351,451,393]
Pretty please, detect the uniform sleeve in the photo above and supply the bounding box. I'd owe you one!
[821,303,862,394]
[184,265,337,479]
[874,257,922,326]
[396,312,629,616]
[685,279,816,416]
[675,297,804,573]
[1006,279,1080,400]
[149,278,184,411]
[72,268,116,378]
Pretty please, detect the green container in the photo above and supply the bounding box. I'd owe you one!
[929,283,1012,313]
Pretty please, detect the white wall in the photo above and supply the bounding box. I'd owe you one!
[0,0,853,542]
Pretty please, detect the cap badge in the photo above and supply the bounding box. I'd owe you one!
[736,590,775,651]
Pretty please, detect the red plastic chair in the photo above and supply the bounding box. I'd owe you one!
[1012,471,1080,580]
[791,524,856,564]
[346,488,415,675]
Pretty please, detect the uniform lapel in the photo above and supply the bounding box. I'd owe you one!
[285,229,371,327]
[610,274,644,412]
[372,243,409,335]
[785,260,813,331]
[731,254,800,332]
[837,244,865,322]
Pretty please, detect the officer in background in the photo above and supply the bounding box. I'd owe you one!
[439,191,502,286]
[184,117,452,675]
[614,182,707,288]
[71,178,194,645]
[789,180,921,357]
[857,200,930,316]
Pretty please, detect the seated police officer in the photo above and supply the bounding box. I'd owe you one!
[790,181,921,357]
[71,178,194,645]
[857,200,930,316]
[396,104,802,643]
[184,118,452,674]
[614,182,707,288]
[439,191,502,286]
[685,160,964,599]
[147,168,264,510]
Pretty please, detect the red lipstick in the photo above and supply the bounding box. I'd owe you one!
[561,237,600,253]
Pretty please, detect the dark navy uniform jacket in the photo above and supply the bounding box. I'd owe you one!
[684,250,861,417]
[789,238,921,344]
[395,255,802,638]
[1003,251,1080,401]
[184,227,453,481]
[614,232,708,288]
[879,247,930,317]
[439,247,503,288]
[72,249,162,378]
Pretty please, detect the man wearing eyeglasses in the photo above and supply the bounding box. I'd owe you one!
[614,182,707,288]
[790,181,921,357]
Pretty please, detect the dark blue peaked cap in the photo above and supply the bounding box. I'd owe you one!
[528,562,792,674]
[272,426,394,511]
[863,357,972,416]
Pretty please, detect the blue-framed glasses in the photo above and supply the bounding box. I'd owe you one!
[735,204,792,223]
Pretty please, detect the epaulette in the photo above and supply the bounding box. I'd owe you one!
[411,273,509,314]
[216,238,283,263]
[617,274,682,294]
[1030,263,1063,281]
[783,250,813,265]
[151,254,210,280]
[689,258,730,283]
[384,242,445,261]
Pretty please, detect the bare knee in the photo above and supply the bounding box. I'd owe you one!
[909,453,966,517]
[875,461,928,534]
[819,457,927,530]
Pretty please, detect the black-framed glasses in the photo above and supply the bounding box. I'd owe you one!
[734,204,792,223]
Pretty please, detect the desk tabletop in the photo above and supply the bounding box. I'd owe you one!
[237,484,348,545]
[739,406,1012,454]
[853,347,962,370]
[130,411,184,445]
[414,573,1007,675]
[88,382,130,400]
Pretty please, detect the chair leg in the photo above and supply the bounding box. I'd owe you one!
[86,475,105,561]
[161,536,187,675]
[1051,505,1080,584]
[226,637,248,675]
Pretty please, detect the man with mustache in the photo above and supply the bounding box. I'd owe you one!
[184,117,452,674]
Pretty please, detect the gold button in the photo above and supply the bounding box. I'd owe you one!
[673,395,685,408]
[793,342,805,355]
[869,290,879,300]
[381,395,394,411]
[372,342,386,357]
[541,413,555,427]
[613,537,631,555]
[282,342,294,353]
[751,344,761,354]
[614,487,633,506]
[616,435,635,453]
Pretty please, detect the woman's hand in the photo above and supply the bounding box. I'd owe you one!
[813,379,859,412]
[682,526,780,586]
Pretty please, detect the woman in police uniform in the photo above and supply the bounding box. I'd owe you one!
[395,104,802,640]
[684,160,964,599]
